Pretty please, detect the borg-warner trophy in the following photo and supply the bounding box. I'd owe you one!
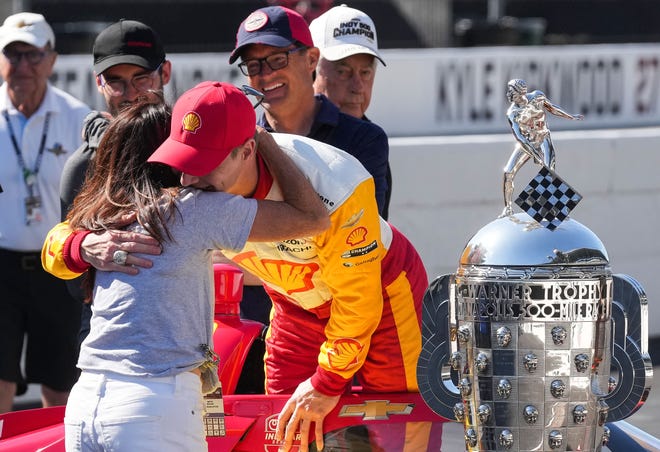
[417,79,652,451]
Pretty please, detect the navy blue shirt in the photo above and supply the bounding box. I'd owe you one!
[258,94,390,218]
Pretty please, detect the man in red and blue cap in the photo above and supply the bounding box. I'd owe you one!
[227,7,393,386]
[229,6,389,219]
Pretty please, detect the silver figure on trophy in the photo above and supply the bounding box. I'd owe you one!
[417,80,652,451]
[501,79,583,218]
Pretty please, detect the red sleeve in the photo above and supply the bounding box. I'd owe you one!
[63,230,92,273]
[311,365,351,396]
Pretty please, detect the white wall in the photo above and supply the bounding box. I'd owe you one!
[49,43,660,135]
[387,127,660,335]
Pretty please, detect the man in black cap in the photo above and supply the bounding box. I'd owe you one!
[61,19,171,211]
[58,19,171,344]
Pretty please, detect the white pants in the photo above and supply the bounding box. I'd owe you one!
[64,370,206,452]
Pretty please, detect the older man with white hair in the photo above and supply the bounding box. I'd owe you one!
[0,12,90,413]
[310,4,392,219]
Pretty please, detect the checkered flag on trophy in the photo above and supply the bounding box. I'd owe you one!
[515,166,582,230]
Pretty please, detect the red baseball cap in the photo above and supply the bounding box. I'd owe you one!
[148,81,255,176]
[229,6,314,64]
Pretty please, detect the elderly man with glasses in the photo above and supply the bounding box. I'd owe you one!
[0,12,90,413]
[57,19,172,350]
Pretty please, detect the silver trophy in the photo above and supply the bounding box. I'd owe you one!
[417,80,652,451]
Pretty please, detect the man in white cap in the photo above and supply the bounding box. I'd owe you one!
[0,12,90,412]
[310,4,392,218]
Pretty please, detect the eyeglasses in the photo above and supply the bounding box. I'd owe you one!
[2,49,50,66]
[238,47,307,77]
[98,64,163,97]
[240,85,265,109]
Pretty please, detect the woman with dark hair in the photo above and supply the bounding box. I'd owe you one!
[61,86,328,451]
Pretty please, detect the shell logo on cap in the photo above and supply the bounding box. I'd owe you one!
[182,111,201,134]
[244,11,268,32]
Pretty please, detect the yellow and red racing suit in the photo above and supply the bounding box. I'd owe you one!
[41,133,428,397]
[223,134,428,395]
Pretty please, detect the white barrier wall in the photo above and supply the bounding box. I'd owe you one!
[387,127,660,335]
[48,43,660,135]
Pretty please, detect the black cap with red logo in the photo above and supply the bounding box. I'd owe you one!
[93,19,165,74]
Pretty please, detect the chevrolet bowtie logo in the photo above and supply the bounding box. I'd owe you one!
[338,400,414,421]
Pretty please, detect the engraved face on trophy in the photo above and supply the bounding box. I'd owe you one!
[497,378,512,399]
[458,325,471,343]
[551,379,566,398]
[453,402,465,421]
[575,353,590,373]
[523,405,539,424]
[523,352,538,373]
[549,430,563,449]
[573,404,588,424]
[551,326,567,345]
[499,429,514,449]
[465,428,478,448]
[477,404,491,424]
[496,326,512,347]
[608,376,617,393]
[458,377,471,398]
[475,352,489,373]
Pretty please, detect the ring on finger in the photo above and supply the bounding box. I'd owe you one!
[112,250,129,265]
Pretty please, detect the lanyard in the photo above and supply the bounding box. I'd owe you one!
[3,109,51,195]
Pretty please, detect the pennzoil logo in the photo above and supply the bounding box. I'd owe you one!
[345,226,367,246]
[182,111,202,133]
[339,400,414,421]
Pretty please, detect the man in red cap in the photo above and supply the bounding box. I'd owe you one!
[42,79,427,452]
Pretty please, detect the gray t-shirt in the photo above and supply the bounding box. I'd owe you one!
[77,188,257,377]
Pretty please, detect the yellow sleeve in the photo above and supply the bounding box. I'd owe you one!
[41,221,84,280]
[316,178,385,381]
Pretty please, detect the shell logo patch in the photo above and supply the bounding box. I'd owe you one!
[327,338,363,371]
[244,11,268,32]
[346,226,367,246]
[182,111,202,133]
[232,252,319,295]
